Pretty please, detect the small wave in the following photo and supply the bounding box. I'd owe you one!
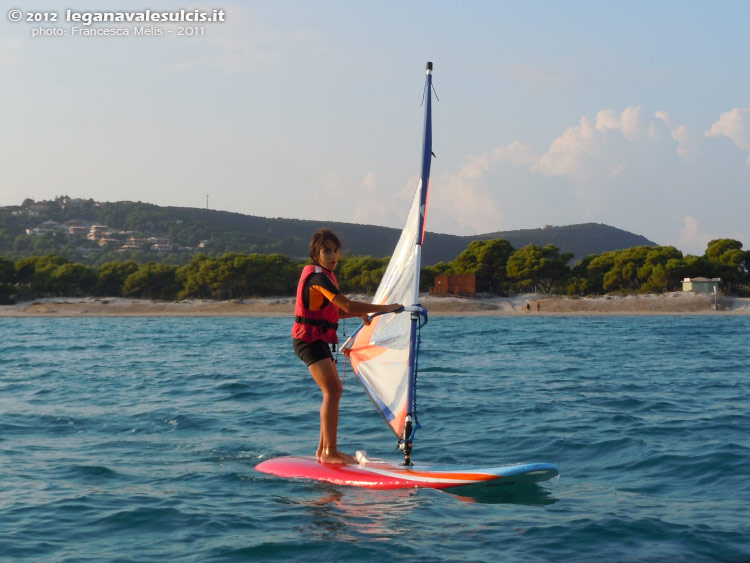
[417,366,468,375]
[56,464,120,481]
[215,381,250,392]
[611,447,749,492]
[92,505,196,533]
[544,516,744,561]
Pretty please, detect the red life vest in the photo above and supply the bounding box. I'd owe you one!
[292,264,340,344]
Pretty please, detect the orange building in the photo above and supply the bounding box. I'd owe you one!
[430,274,476,296]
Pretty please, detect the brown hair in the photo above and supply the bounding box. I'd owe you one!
[309,228,342,263]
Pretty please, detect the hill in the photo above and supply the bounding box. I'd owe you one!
[471,224,656,261]
[0,198,656,265]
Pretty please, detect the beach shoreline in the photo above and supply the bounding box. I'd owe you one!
[1,292,747,317]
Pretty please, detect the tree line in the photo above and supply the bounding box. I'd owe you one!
[0,238,747,304]
[428,237,748,296]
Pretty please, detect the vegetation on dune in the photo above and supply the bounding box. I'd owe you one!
[1,238,747,304]
[1,196,746,302]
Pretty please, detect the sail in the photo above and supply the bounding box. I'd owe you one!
[344,62,434,449]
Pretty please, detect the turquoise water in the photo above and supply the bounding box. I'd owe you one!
[1,315,748,561]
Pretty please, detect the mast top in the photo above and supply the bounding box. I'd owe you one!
[426,61,433,73]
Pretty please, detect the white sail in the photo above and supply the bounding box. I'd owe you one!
[344,63,434,457]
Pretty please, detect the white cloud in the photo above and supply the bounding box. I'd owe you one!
[655,110,694,156]
[304,106,749,255]
[351,172,395,225]
[536,117,598,178]
[675,216,710,256]
[429,141,538,233]
[313,169,403,228]
[491,141,539,167]
[534,108,648,179]
[654,110,672,128]
[426,105,750,253]
[595,106,643,140]
[673,216,750,256]
[705,108,750,163]
[362,171,377,190]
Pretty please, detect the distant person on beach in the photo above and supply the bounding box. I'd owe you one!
[537,301,541,313]
[292,228,403,464]
[526,303,531,313]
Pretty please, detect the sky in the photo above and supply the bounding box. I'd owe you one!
[1,0,749,256]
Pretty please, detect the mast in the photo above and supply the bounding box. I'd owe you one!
[400,61,433,466]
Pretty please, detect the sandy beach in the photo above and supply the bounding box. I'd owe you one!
[1,292,747,317]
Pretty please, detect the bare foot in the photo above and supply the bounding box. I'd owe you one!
[317,450,356,464]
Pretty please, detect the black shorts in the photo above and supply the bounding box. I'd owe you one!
[293,339,334,366]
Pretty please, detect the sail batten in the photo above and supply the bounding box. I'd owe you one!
[344,63,434,459]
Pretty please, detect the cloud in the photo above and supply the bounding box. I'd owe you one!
[351,172,396,225]
[429,141,537,233]
[304,106,749,256]
[491,141,539,168]
[673,215,750,256]
[432,109,663,234]
[536,107,652,179]
[536,116,598,178]
[675,216,710,256]
[654,110,693,156]
[705,108,750,163]
[596,106,643,140]
[362,171,377,190]
[313,169,403,228]
[426,105,750,255]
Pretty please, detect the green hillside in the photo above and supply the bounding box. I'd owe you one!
[0,197,656,265]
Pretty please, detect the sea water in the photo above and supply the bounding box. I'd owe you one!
[0,315,748,561]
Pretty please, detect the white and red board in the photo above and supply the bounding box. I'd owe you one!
[256,455,558,491]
